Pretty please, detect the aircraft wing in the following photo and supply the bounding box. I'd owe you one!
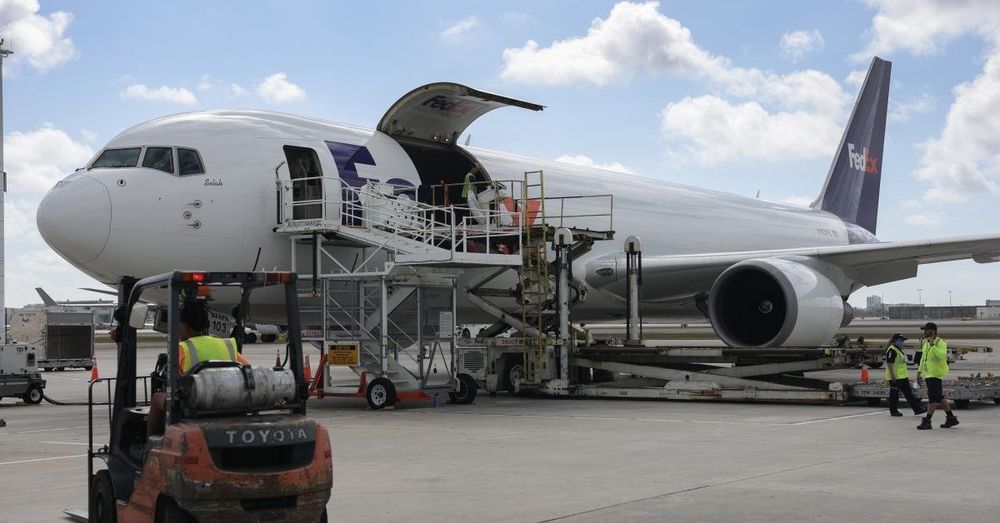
[590,234,1000,293]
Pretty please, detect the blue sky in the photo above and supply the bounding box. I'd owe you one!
[3,0,1000,309]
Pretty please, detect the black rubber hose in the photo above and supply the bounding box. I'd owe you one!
[42,394,110,406]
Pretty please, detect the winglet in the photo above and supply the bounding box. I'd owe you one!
[811,57,891,234]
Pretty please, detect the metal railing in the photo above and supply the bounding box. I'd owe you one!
[278,177,523,257]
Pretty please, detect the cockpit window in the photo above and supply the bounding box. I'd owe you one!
[177,148,205,176]
[91,148,141,169]
[141,147,174,174]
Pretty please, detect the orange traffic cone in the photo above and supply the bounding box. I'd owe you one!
[304,354,313,382]
[275,349,282,367]
[90,357,99,382]
[860,363,870,383]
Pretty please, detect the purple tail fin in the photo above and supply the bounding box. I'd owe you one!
[811,57,891,234]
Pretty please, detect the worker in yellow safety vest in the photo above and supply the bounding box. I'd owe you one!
[177,300,249,373]
[884,333,925,417]
[148,300,248,436]
[916,322,958,430]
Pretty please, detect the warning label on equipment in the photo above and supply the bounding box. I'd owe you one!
[327,343,360,366]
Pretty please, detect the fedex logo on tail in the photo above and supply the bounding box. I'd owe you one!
[847,143,879,174]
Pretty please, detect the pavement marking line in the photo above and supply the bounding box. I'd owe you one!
[408,410,884,427]
[537,446,902,522]
[40,441,91,446]
[0,454,86,467]
[789,410,885,425]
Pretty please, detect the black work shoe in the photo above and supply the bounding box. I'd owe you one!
[890,411,903,417]
[917,418,933,430]
[941,416,959,428]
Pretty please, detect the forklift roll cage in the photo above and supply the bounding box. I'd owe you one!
[90,271,309,514]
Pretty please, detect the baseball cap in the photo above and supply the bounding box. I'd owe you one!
[891,333,907,342]
[920,322,938,331]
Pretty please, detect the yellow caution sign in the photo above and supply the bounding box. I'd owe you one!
[327,342,360,366]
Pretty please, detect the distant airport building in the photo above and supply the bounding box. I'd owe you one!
[977,307,1000,320]
[866,295,884,311]
[986,300,1000,307]
[887,305,977,320]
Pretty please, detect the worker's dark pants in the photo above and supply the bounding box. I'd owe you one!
[889,378,923,414]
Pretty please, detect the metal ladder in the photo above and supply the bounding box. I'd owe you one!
[519,170,551,384]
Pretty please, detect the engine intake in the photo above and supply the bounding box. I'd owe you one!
[709,259,845,347]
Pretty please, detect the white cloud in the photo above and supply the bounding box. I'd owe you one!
[501,1,726,86]
[501,2,850,166]
[5,126,94,192]
[197,74,213,91]
[555,154,634,174]
[845,69,867,88]
[0,0,78,71]
[905,213,941,227]
[779,29,824,61]
[901,199,921,210]
[889,93,935,122]
[859,2,1000,203]
[857,0,1000,59]
[120,84,198,105]
[5,197,40,241]
[196,74,248,97]
[502,12,530,23]
[661,95,842,165]
[441,16,479,42]
[256,72,306,103]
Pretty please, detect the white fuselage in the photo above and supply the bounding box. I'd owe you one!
[37,111,864,324]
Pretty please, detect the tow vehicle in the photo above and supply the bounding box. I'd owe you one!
[78,271,332,522]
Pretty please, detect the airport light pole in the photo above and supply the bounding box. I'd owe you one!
[949,290,952,307]
[0,38,11,345]
[917,288,923,305]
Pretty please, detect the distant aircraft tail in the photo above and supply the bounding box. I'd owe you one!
[35,287,58,306]
[811,57,891,234]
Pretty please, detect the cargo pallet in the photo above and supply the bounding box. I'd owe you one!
[851,376,1000,409]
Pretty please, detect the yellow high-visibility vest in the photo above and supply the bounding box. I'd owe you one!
[918,338,949,379]
[885,346,909,381]
[179,335,239,373]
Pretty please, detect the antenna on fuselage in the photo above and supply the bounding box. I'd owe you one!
[0,37,13,344]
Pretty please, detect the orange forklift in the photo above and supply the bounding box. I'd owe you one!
[76,271,332,522]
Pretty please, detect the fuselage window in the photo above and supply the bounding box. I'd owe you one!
[141,147,174,174]
[178,148,205,176]
[91,147,142,169]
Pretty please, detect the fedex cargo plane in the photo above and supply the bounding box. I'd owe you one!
[36,57,1000,347]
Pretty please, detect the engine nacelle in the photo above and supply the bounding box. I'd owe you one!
[708,259,846,347]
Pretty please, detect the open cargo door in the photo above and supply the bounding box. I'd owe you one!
[377,82,544,145]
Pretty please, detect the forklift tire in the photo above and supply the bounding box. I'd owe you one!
[865,398,881,407]
[449,373,478,405]
[84,366,93,371]
[90,470,117,523]
[366,378,396,410]
[261,333,278,343]
[245,332,258,344]
[954,399,971,409]
[22,384,43,405]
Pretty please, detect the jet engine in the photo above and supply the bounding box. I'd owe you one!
[708,258,849,347]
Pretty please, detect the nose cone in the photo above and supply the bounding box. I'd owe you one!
[37,175,112,264]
